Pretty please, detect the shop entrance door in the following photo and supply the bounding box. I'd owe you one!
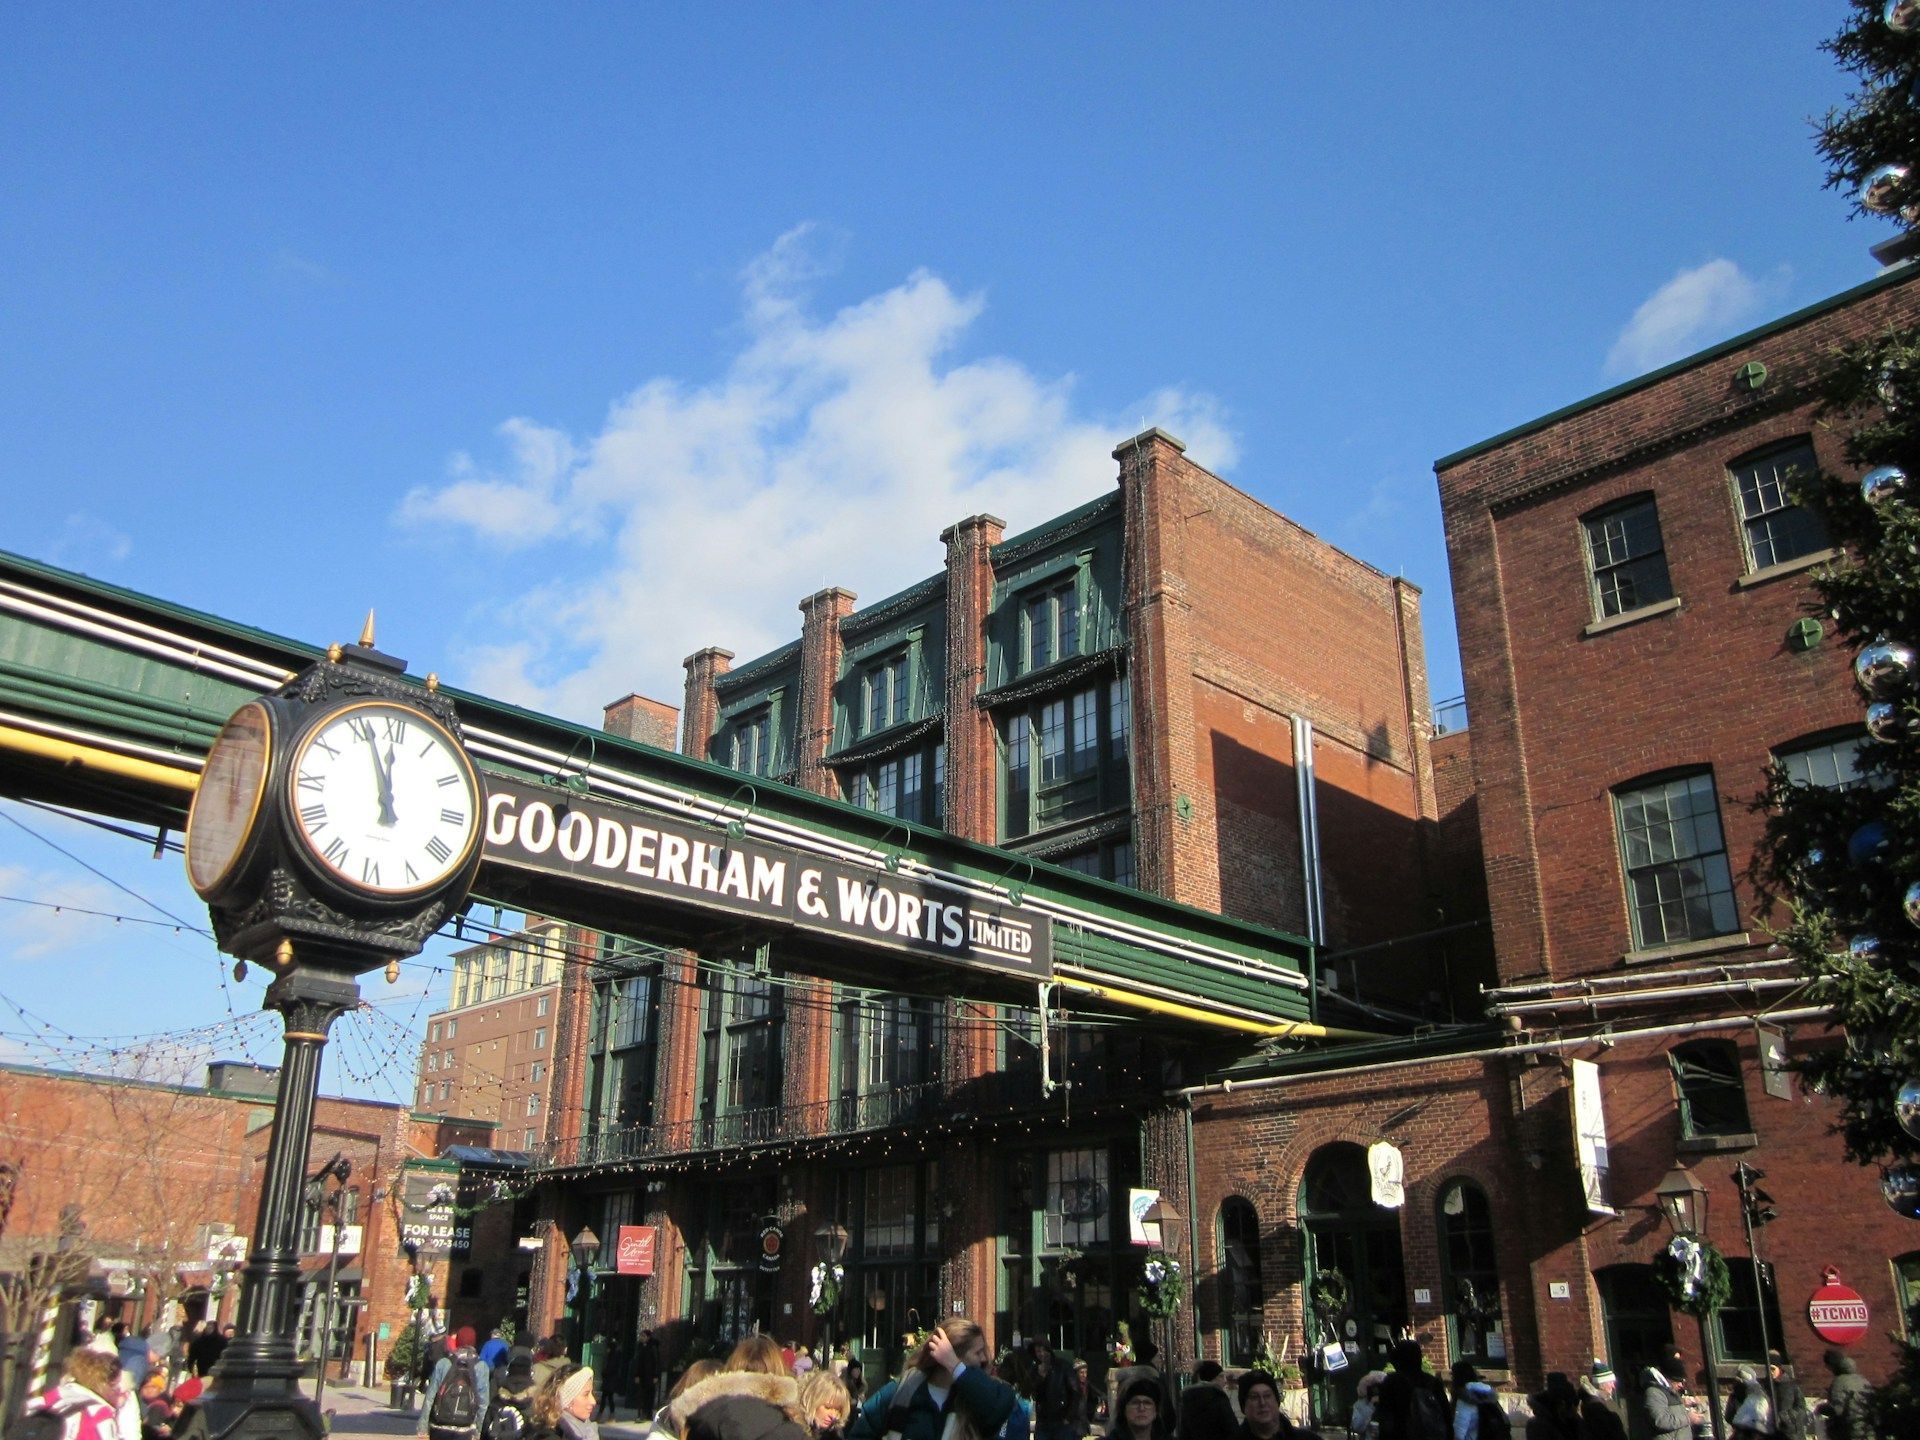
[1299,1144,1407,1430]
[1596,1264,1674,1383]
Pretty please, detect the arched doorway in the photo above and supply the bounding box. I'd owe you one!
[1595,1264,1674,1382]
[1298,1143,1407,1428]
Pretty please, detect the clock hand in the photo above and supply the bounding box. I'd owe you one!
[365,732,398,827]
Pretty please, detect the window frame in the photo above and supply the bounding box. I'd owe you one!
[1020,576,1083,676]
[1437,1178,1506,1368]
[1773,730,1886,794]
[1582,494,1675,622]
[848,741,944,827]
[1671,1038,1753,1140]
[1612,770,1740,951]
[1728,438,1829,574]
[1217,1197,1266,1368]
[1000,676,1131,842]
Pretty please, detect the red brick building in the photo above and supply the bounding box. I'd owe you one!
[0,1060,492,1391]
[1166,262,1920,1428]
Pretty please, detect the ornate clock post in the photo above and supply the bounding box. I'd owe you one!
[177,625,485,1440]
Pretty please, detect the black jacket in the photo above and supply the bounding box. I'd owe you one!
[672,1372,809,1440]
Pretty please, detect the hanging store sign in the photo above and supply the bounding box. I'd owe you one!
[482,775,1052,979]
[1128,1188,1162,1246]
[1570,1058,1616,1217]
[399,1173,467,1257]
[1367,1141,1405,1209]
[616,1225,657,1277]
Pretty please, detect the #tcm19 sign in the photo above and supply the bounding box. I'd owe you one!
[1808,1267,1870,1347]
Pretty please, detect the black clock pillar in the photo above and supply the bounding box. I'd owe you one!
[215,971,357,1391]
[177,636,485,1440]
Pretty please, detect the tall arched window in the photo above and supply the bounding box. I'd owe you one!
[1218,1197,1264,1366]
[1437,1179,1504,1366]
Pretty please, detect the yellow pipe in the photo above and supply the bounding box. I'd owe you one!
[0,724,199,793]
[1054,973,1378,1040]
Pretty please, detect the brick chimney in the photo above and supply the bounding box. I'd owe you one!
[795,587,857,796]
[602,693,681,751]
[940,513,1005,842]
[680,647,734,760]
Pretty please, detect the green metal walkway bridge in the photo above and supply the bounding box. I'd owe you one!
[0,546,1339,1042]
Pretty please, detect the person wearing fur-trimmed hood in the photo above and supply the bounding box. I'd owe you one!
[672,1336,808,1440]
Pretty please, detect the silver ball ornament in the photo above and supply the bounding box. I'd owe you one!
[1864,465,1911,507]
[1857,637,1918,699]
[1863,164,1911,214]
[1908,880,1920,927]
[1901,1079,1920,1140]
[1886,1162,1920,1219]
[1852,933,1885,961]
[1869,701,1908,742]
[1889,0,1920,35]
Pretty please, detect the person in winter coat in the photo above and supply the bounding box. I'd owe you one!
[1232,1372,1294,1440]
[1578,1363,1627,1440]
[1726,1364,1770,1439]
[1174,1384,1236,1440]
[1376,1338,1448,1440]
[419,1327,492,1440]
[797,1369,852,1440]
[1632,1361,1692,1440]
[1108,1377,1169,1440]
[1456,1379,1508,1440]
[1817,1348,1872,1440]
[654,1362,725,1439]
[846,1321,1018,1440]
[26,1348,124,1440]
[671,1336,808,1440]
[1523,1374,1579,1440]
[1764,1353,1805,1440]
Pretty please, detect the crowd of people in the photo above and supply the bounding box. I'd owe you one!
[13,1314,1886,1440]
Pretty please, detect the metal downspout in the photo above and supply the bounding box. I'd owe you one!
[1184,1099,1202,1362]
[1292,714,1324,1023]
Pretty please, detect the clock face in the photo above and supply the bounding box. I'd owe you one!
[287,701,480,897]
[186,701,273,897]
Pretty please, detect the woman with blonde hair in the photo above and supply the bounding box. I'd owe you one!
[847,1323,1017,1440]
[670,1335,807,1440]
[797,1370,852,1440]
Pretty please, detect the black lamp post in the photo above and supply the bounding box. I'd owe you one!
[1655,1164,1725,1440]
[1142,1196,1184,1365]
[813,1222,848,1353]
[570,1228,600,1372]
[310,1155,353,1411]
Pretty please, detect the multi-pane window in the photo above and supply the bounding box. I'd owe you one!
[1584,497,1674,620]
[1055,837,1136,888]
[1022,580,1081,674]
[1614,772,1739,948]
[862,1165,919,1257]
[848,743,943,827]
[1731,440,1828,572]
[1002,680,1129,839]
[1438,1181,1504,1366]
[699,965,785,1125]
[526,1093,540,1117]
[1219,1198,1265,1367]
[730,708,774,777]
[862,652,910,735]
[1775,734,1884,793]
[1045,1147,1110,1248]
[1672,1039,1751,1139]
[1715,1261,1786,1364]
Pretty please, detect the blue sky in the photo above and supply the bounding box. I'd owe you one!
[0,4,1890,1098]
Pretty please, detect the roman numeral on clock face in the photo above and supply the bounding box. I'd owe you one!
[441,808,465,825]
[362,858,381,885]
[300,802,327,828]
[426,835,452,864]
[323,836,348,866]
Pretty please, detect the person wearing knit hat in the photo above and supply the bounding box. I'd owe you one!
[1576,1361,1626,1440]
[419,1325,491,1440]
[1230,1372,1291,1440]
[1107,1376,1166,1440]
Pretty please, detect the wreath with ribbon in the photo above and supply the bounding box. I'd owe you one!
[1651,1233,1731,1318]
[1308,1269,1352,1322]
[809,1261,845,1315]
[1134,1249,1185,1318]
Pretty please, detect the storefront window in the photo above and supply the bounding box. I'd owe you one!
[1438,1179,1504,1365]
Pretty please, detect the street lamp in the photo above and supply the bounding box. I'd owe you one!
[1654,1165,1724,1440]
[1140,1197,1184,1365]
[570,1229,600,1373]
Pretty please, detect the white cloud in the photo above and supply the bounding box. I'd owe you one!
[402,226,1237,721]
[1604,259,1790,379]
[42,514,131,569]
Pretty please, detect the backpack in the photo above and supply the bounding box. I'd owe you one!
[433,1353,483,1431]
[7,1393,93,1440]
[1405,1383,1451,1440]
[486,1401,526,1440]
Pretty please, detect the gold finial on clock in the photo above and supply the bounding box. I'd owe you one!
[327,643,343,663]
[360,610,377,648]
[425,673,440,693]
[274,937,295,970]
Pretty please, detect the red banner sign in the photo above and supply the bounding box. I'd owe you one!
[616,1225,657,1277]
[1808,1267,1869,1346]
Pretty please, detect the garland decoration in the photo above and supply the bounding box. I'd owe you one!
[1135,1249,1185,1317]
[1651,1233,1731,1318]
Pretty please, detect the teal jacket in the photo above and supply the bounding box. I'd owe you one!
[849,1367,1018,1440]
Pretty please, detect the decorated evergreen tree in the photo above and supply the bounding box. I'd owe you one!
[1751,5,1920,1433]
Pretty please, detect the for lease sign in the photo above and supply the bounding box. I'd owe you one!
[481,775,1052,980]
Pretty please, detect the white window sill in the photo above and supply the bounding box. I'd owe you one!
[1735,547,1841,590]
[1678,1132,1759,1155]
[1583,596,1681,637]
[1622,932,1754,966]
